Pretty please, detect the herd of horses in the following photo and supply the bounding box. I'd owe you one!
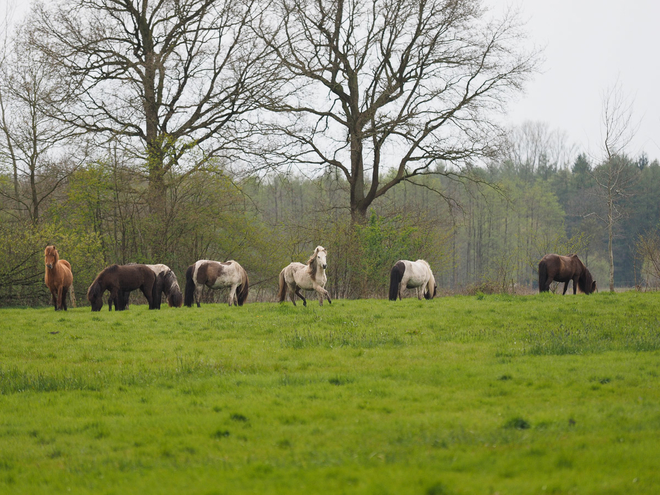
[43,245,597,312]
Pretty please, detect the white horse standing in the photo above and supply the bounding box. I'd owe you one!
[184,259,249,307]
[388,259,437,301]
[278,246,332,306]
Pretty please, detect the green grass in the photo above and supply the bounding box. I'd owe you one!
[1,292,659,494]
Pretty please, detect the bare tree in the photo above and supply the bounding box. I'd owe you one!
[592,83,639,291]
[254,0,538,223]
[0,20,82,224]
[31,0,274,255]
[503,121,575,180]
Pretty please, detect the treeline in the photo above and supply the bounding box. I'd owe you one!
[1,143,659,307]
[1,1,659,306]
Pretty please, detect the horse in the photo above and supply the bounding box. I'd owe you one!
[120,264,183,309]
[184,259,249,307]
[44,245,74,310]
[388,259,437,301]
[278,246,331,306]
[87,264,157,311]
[538,253,597,294]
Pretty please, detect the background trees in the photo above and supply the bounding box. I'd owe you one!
[0,0,658,306]
[31,0,274,258]
[255,0,537,223]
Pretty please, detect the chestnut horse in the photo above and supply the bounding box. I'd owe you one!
[538,253,596,294]
[87,264,157,311]
[44,245,74,310]
[278,246,331,306]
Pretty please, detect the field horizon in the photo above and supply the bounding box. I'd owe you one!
[1,292,659,494]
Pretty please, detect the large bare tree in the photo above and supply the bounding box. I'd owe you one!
[31,0,273,253]
[255,0,537,223]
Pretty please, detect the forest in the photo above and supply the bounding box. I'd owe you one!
[1,0,659,306]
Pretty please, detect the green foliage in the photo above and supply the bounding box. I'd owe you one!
[0,220,104,307]
[353,213,424,297]
[0,293,659,493]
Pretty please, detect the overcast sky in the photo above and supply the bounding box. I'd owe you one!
[488,0,660,162]
[3,0,659,164]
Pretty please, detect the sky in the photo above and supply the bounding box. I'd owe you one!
[488,0,660,163]
[3,0,659,164]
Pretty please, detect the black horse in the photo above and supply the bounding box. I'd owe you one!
[538,254,596,294]
[87,264,157,311]
[120,264,183,309]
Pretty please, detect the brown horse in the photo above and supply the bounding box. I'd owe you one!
[87,264,157,311]
[538,253,596,294]
[44,245,74,311]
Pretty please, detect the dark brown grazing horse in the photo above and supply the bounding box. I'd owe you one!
[87,264,157,311]
[538,253,596,294]
[44,245,74,310]
[120,264,183,309]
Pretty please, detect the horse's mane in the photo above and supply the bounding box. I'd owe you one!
[307,247,323,282]
[45,245,59,262]
[578,265,595,294]
[164,269,183,307]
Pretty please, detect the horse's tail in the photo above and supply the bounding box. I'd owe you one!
[184,264,195,307]
[389,261,405,301]
[237,268,249,306]
[538,259,548,292]
[277,268,287,302]
[424,270,436,300]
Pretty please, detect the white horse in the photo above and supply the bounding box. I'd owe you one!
[388,259,437,301]
[184,259,249,307]
[278,246,332,306]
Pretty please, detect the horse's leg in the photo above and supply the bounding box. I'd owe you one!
[573,277,578,295]
[61,286,69,311]
[294,286,307,307]
[194,285,202,308]
[562,281,569,295]
[318,288,332,306]
[110,289,119,310]
[228,285,237,306]
[50,288,58,310]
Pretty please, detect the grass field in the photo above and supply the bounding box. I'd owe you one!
[1,292,659,494]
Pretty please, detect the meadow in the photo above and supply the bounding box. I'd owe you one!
[1,292,659,494]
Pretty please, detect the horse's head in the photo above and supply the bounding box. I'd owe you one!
[165,272,183,307]
[87,280,104,311]
[308,246,327,271]
[44,245,58,269]
[316,246,327,270]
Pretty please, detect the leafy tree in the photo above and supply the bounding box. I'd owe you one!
[32,0,273,257]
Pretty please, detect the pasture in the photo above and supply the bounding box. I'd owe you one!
[1,292,659,494]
